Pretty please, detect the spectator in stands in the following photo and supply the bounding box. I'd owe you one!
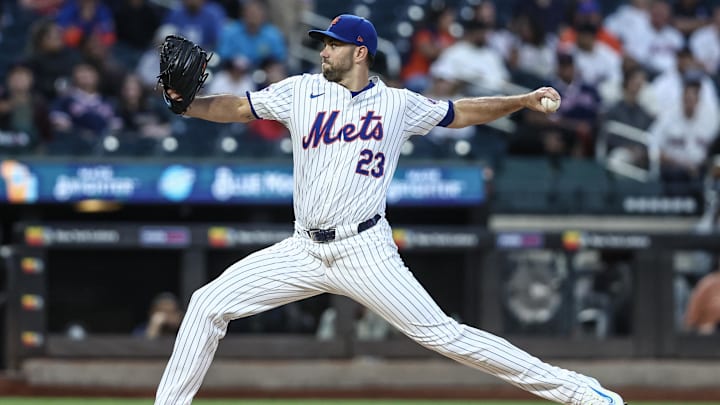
[513,52,601,158]
[571,22,623,102]
[245,59,290,155]
[26,18,82,100]
[55,0,116,48]
[689,4,720,77]
[115,73,172,153]
[649,77,719,194]
[430,20,509,95]
[473,0,515,61]
[400,6,457,94]
[650,46,718,118]
[48,63,120,155]
[163,0,225,50]
[684,260,720,335]
[507,14,557,88]
[511,0,566,37]
[206,56,256,96]
[420,74,475,158]
[605,67,655,131]
[267,0,314,70]
[3,0,42,59]
[622,0,684,76]
[258,58,289,88]
[602,67,656,172]
[19,0,64,16]
[112,0,165,55]
[137,24,178,90]
[604,0,651,52]
[266,0,314,41]
[217,0,287,68]
[558,0,623,55]
[80,32,128,98]
[135,292,183,339]
[602,52,660,108]
[0,63,50,154]
[672,0,711,37]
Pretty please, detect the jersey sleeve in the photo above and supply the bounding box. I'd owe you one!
[402,89,452,136]
[246,76,299,124]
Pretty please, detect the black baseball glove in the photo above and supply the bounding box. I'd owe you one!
[157,35,212,114]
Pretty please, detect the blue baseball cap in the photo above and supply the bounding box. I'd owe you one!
[308,14,378,56]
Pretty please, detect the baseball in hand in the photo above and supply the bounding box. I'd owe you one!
[541,97,560,113]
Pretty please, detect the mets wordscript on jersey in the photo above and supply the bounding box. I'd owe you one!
[302,110,384,149]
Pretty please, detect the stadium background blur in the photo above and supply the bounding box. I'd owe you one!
[1,0,720,400]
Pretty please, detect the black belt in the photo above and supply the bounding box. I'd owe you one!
[307,214,382,243]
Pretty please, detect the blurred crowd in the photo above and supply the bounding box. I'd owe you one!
[0,0,309,158]
[401,0,720,194]
[0,0,719,188]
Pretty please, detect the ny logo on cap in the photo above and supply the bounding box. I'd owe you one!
[331,16,341,26]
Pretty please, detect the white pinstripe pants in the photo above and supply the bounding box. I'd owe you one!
[155,218,588,405]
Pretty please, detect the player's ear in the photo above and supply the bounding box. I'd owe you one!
[355,45,369,64]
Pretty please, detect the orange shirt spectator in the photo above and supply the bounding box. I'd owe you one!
[559,0,622,54]
[400,8,457,93]
[56,0,116,48]
[558,26,623,54]
[402,29,456,79]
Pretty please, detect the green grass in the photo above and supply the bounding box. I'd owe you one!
[1,400,719,405]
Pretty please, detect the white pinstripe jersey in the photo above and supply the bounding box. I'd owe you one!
[248,74,451,229]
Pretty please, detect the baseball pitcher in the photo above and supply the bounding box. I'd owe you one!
[154,14,626,405]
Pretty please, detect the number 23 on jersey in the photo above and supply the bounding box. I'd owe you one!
[302,110,386,178]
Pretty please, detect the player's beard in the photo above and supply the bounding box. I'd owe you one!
[321,54,353,83]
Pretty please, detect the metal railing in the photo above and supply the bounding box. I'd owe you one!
[597,120,660,182]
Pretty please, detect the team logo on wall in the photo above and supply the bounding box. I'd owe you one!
[21,331,44,347]
[392,229,408,249]
[21,257,44,274]
[208,227,230,247]
[158,165,196,202]
[392,228,478,250]
[21,294,44,311]
[24,226,120,246]
[563,231,651,250]
[0,160,38,203]
[24,226,46,246]
[562,231,582,251]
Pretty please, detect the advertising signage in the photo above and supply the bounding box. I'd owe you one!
[0,160,484,206]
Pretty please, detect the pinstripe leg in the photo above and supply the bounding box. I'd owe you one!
[326,223,585,405]
[155,237,325,405]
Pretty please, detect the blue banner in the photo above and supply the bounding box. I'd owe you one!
[0,159,484,206]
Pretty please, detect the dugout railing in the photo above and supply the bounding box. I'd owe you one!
[3,223,720,369]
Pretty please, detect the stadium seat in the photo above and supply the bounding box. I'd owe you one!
[469,126,509,168]
[402,136,443,161]
[167,118,223,157]
[492,157,559,213]
[44,132,97,157]
[96,133,142,157]
[554,159,611,213]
